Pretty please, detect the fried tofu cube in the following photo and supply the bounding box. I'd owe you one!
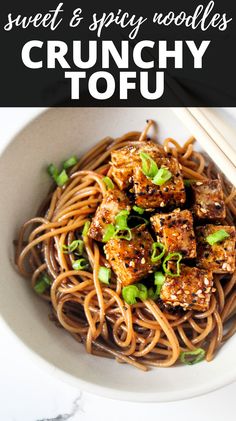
[196,225,236,273]
[160,264,213,311]
[104,225,155,286]
[88,188,130,242]
[192,180,226,219]
[133,156,186,209]
[150,209,196,258]
[110,142,161,190]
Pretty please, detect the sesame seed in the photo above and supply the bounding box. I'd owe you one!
[200,208,207,214]
[196,289,202,295]
[160,201,165,207]
[171,294,177,300]
[129,261,135,267]
[141,257,146,264]
[204,278,209,285]
[222,263,231,271]
[196,181,203,186]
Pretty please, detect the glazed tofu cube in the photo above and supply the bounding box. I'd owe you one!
[150,209,196,258]
[110,142,161,190]
[104,225,155,286]
[133,156,185,209]
[160,264,213,311]
[192,180,226,219]
[196,225,235,273]
[88,188,130,242]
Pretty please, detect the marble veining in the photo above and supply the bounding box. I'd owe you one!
[36,394,83,421]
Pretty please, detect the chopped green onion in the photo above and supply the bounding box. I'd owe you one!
[154,272,165,295]
[148,287,156,299]
[56,169,69,187]
[148,272,165,300]
[115,228,132,241]
[163,252,182,277]
[63,156,78,169]
[72,258,88,270]
[151,242,166,262]
[136,283,148,300]
[98,266,111,284]
[34,274,52,294]
[115,210,129,231]
[41,274,52,285]
[122,285,139,305]
[180,348,205,365]
[152,168,172,186]
[140,152,158,179]
[82,221,91,237]
[103,211,132,243]
[102,176,114,190]
[102,224,116,242]
[47,163,59,180]
[133,205,145,215]
[122,283,147,305]
[206,229,230,246]
[63,240,84,254]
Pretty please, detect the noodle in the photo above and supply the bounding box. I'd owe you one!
[15,121,236,371]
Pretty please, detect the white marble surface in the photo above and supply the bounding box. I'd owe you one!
[0,108,236,421]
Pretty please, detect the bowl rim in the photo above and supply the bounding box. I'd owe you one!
[0,107,235,402]
[1,313,236,403]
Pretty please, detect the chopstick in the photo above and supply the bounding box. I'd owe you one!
[188,108,236,166]
[172,107,236,187]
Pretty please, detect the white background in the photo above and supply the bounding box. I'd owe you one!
[0,108,235,421]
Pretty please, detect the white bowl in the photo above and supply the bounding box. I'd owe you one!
[0,107,235,402]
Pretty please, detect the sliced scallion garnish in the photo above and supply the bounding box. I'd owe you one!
[63,155,78,169]
[34,274,52,294]
[154,272,165,295]
[98,266,111,284]
[102,210,132,242]
[152,168,172,186]
[114,229,132,240]
[162,252,182,277]
[180,348,205,365]
[206,229,230,246]
[151,242,166,263]
[122,283,148,305]
[56,169,69,187]
[140,152,158,179]
[47,163,58,181]
[82,221,91,237]
[72,258,88,270]
[133,205,145,215]
[102,176,114,190]
[102,224,116,242]
[63,239,84,255]
[115,210,130,231]
[139,152,172,186]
